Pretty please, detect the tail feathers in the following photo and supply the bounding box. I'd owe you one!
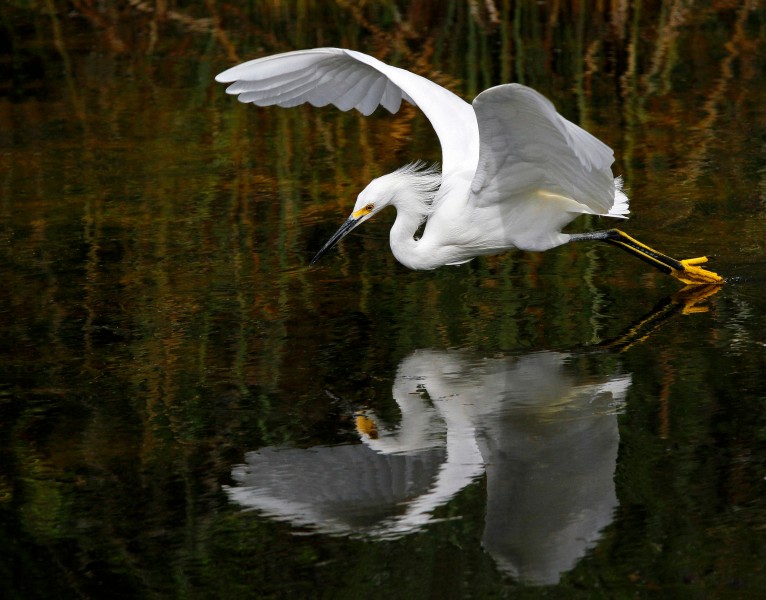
[607,176,630,218]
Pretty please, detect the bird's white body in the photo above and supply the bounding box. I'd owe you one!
[216,48,629,270]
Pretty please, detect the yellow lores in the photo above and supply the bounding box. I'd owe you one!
[352,204,376,219]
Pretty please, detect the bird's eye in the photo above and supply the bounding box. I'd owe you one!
[365,203,374,212]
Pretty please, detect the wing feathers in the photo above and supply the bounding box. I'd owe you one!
[358,76,388,116]
[333,71,380,112]
[470,84,620,216]
[216,48,478,178]
[380,82,404,113]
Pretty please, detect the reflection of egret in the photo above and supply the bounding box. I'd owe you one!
[216,48,721,285]
[227,349,630,584]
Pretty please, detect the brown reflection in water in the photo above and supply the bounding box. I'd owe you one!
[1,2,765,597]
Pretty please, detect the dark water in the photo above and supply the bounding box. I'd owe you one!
[2,2,766,598]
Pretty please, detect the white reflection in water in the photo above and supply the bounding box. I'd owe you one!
[227,350,630,585]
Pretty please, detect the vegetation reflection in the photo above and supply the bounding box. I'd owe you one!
[1,1,765,598]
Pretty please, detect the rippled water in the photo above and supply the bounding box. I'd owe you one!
[2,2,766,598]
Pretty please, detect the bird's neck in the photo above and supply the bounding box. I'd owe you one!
[389,206,430,270]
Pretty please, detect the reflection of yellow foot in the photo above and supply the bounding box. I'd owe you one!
[670,256,724,286]
[355,414,378,439]
[672,283,722,314]
[599,283,722,351]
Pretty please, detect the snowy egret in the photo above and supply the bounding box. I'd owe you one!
[216,48,722,285]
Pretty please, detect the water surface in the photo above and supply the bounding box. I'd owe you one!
[2,2,766,598]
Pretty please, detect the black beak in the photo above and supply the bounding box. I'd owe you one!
[310,216,361,265]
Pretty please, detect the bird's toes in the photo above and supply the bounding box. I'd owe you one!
[671,257,724,285]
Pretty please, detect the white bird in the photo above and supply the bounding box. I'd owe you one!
[216,48,721,285]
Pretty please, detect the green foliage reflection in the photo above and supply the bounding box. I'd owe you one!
[1,1,765,598]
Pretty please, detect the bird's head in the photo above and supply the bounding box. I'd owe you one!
[309,175,396,265]
[310,163,440,265]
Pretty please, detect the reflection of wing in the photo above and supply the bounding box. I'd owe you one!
[216,48,479,178]
[227,444,445,535]
[479,372,630,585]
[470,85,626,217]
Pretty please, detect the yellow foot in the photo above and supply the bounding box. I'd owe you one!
[599,230,724,287]
[670,256,724,285]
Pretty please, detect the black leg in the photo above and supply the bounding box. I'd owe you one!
[569,229,723,285]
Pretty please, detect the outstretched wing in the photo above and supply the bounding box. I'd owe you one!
[216,48,479,178]
[470,84,620,215]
